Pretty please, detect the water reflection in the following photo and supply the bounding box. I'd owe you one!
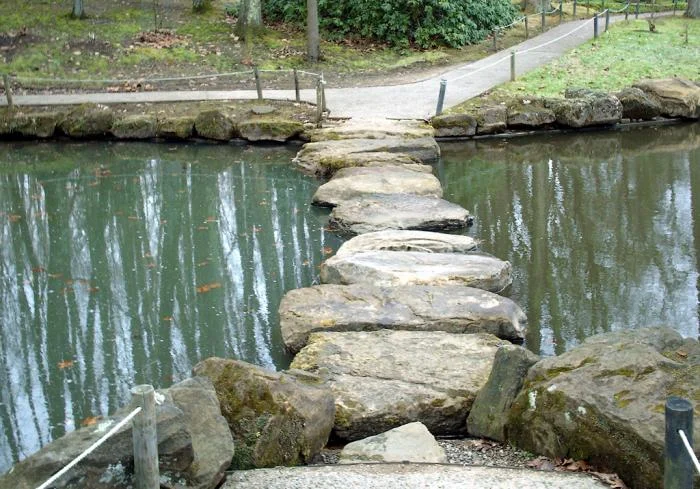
[0,142,340,472]
[441,123,700,356]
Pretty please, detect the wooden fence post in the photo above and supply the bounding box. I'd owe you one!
[2,74,14,111]
[573,0,578,17]
[635,0,640,18]
[493,29,498,52]
[524,16,529,38]
[315,76,323,126]
[559,0,563,23]
[132,385,159,489]
[293,68,300,103]
[664,397,694,489]
[605,9,610,31]
[253,66,263,100]
[594,14,599,38]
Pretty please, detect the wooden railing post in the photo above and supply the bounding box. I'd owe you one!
[253,66,263,100]
[664,396,694,489]
[132,385,159,489]
[293,68,300,102]
[2,74,14,111]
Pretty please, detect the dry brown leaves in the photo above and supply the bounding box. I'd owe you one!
[526,456,628,488]
[135,30,187,49]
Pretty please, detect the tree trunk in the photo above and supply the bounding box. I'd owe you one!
[71,0,84,18]
[307,0,320,62]
[688,0,699,18]
[237,0,262,38]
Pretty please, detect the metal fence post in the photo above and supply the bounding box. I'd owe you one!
[510,51,516,81]
[253,66,263,100]
[605,9,610,31]
[315,76,323,126]
[493,29,498,52]
[132,385,159,489]
[293,68,300,103]
[435,78,447,116]
[2,74,13,111]
[320,73,327,113]
[665,397,694,489]
[594,14,599,38]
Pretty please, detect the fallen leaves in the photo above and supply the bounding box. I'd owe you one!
[527,456,628,488]
[196,282,222,294]
[81,415,103,427]
[57,360,74,370]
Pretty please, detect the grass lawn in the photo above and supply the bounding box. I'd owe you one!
[450,16,699,112]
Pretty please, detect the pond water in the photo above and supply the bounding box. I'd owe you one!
[1,123,699,473]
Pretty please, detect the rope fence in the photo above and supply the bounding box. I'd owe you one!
[665,396,699,489]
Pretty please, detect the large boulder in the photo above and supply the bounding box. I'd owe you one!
[279,283,526,352]
[157,116,195,139]
[467,344,539,442]
[111,114,157,139]
[321,250,512,293]
[307,118,434,142]
[193,358,335,470]
[194,109,237,140]
[237,119,304,142]
[328,194,471,235]
[335,229,478,256]
[505,327,700,489]
[0,377,232,489]
[506,99,556,129]
[615,87,662,120]
[339,422,447,464]
[59,103,114,138]
[548,93,622,128]
[431,113,477,137]
[294,151,430,178]
[475,105,508,134]
[11,111,61,138]
[312,166,442,207]
[634,78,700,119]
[294,137,441,176]
[290,330,502,440]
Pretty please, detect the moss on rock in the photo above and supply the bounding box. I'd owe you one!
[238,118,304,142]
[194,109,237,141]
[59,103,114,138]
[112,114,157,139]
[157,116,195,139]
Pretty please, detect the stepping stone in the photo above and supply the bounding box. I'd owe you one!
[339,422,447,464]
[223,464,610,489]
[290,330,502,440]
[293,151,431,178]
[320,250,512,293]
[279,283,526,352]
[335,229,478,256]
[308,118,434,142]
[328,194,470,235]
[312,166,442,207]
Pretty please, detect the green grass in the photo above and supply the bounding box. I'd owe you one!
[452,17,699,110]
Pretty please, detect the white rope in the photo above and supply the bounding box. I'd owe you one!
[678,430,700,476]
[35,407,143,489]
[518,15,595,55]
[496,15,527,31]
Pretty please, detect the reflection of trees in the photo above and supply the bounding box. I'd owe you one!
[442,125,700,356]
[0,143,340,472]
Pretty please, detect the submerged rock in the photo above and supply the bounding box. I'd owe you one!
[339,422,447,464]
[291,330,502,440]
[312,166,442,207]
[193,357,334,470]
[59,103,114,138]
[328,194,470,235]
[279,283,526,352]
[634,78,700,119]
[320,250,512,293]
[238,118,304,142]
[335,230,478,256]
[111,114,157,139]
[506,327,700,489]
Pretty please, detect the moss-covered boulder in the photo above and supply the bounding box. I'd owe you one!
[194,109,237,141]
[634,78,700,119]
[10,112,62,138]
[59,103,114,138]
[156,116,195,140]
[193,357,335,470]
[238,118,304,142]
[547,93,622,128]
[431,113,477,137]
[475,105,507,134]
[111,114,157,139]
[506,99,556,129]
[615,87,662,121]
[505,327,700,489]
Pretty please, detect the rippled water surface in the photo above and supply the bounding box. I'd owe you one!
[0,141,340,471]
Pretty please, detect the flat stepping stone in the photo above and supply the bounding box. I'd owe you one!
[294,137,440,176]
[339,422,447,464]
[312,166,442,207]
[320,250,512,293]
[308,118,434,142]
[224,464,609,489]
[290,330,501,440]
[335,229,478,256]
[328,194,470,235]
[279,283,526,352]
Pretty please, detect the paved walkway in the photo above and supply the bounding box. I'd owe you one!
[2,13,654,119]
[222,463,610,489]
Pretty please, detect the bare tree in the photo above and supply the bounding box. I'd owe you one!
[307,0,320,62]
[71,0,85,18]
[237,0,262,38]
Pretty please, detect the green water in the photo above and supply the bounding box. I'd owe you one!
[440,122,700,356]
[0,141,341,472]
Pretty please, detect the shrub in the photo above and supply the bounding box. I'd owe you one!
[263,0,518,48]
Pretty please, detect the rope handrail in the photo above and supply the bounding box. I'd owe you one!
[678,429,700,476]
[495,15,528,31]
[608,1,631,12]
[35,407,143,489]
